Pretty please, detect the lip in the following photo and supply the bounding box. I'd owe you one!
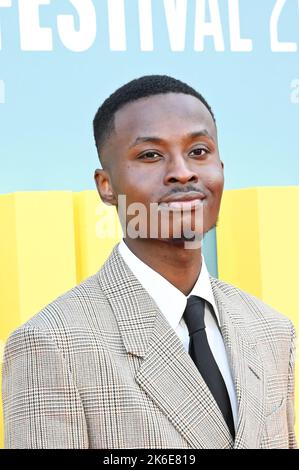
[158,191,206,210]
[158,191,206,204]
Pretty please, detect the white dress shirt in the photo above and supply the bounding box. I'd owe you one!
[118,239,238,430]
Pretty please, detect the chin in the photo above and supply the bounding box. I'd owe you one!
[159,232,203,248]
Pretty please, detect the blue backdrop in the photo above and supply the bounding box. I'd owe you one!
[0,0,298,277]
[0,1,298,194]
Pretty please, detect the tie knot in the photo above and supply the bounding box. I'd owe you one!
[183,295,206,335]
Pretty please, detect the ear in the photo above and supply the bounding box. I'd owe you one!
[94,169,117,206]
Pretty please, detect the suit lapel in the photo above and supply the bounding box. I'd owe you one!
[210,278,267,448]
[97,244,266,449]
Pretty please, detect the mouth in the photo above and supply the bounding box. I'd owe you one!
[158,191,206,211]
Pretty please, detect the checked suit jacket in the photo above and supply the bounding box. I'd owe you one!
[2,243,297,449]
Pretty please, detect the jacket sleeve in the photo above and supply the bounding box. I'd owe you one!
[1,326,89,448]
[287,321,297,449]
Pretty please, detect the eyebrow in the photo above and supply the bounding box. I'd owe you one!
[128,130,215,149]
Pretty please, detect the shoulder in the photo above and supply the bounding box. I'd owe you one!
[4,271,111,351]
[210,276,296,343]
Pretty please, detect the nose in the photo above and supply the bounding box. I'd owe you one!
[163,154,198,185]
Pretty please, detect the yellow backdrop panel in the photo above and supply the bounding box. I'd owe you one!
[73,190,122,284]
[0,191,80,447]
[216,186,299,440]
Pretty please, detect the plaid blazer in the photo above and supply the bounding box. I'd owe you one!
[2,243,297,449]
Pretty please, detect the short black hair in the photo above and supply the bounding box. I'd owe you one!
[93,74,216,166]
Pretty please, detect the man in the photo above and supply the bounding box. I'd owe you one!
[2,75,297,449]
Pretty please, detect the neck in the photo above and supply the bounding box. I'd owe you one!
[123,237,202,296]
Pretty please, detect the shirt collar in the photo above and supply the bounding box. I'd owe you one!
[117,239,220,330]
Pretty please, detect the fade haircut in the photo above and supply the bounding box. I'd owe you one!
[93,74,216,166]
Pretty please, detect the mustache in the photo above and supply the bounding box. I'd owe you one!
[163,186,207,198]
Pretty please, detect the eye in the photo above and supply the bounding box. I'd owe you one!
[189,147,209,157]
[137,151,161,160]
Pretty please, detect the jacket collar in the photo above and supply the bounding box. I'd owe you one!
[118,238,221,329]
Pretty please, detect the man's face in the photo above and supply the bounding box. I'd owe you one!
[95,92,224,244]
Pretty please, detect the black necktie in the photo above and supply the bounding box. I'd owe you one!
[183,295,235,440]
